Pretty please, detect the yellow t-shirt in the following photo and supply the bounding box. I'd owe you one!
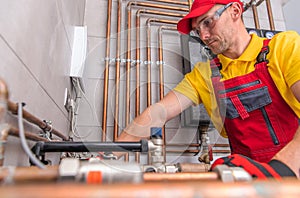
[174,31,300,137]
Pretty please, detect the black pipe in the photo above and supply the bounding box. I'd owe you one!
[32,140,148,156]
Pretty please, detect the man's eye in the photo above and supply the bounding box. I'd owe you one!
[202,18,212,27]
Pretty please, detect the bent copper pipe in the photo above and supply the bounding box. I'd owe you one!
[127,2,188,162]
[158,26,178,147]
[128,1,189,13]
[8,127,49,142]
[1,126,49,167]
[135,9,186,115]
[146,18,179,107]
[102,0,113,142]
[147,0,189,6]
[7,101,68,141]
[125,1,188,125]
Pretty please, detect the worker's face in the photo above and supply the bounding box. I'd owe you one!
[192,3,235,55]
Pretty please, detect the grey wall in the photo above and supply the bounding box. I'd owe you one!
[283,0,300,33]
[0,0,86,166]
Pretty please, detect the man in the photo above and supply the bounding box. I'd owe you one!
[117,0,300,179]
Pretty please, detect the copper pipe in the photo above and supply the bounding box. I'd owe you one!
[166,149,200,153]
[8,127,49,142]
[125,0,188,123]
[0,127,9,166]
[7,101,68,141]
[136,9,186,112]
[252,4,260,29]
[128,1,189,13]
[177,163,211,173]
[188,0,193,9]
[113,0,122,141]
[158,26,178,148]
[146,0,189,6]
[125,3,132,126]
[0,165,58,184]
[167,143,230,147]
[128,1,188,120]
[265,0,275,31]
[146,18,178,107]
[2,179,300,197]
[0,78,8,118]
[0,78,8,166]
[143,172,219,182]
[127,2,187,162]
[135,11,141,118]
[212,150,231,153]
[101,0,113,142]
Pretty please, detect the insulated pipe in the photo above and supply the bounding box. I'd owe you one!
[265,0,275,31]
[102,0,113,142]
[7,101,68,141]
[32,140,148,155]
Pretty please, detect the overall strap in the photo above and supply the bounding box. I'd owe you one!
[210,57,222,83]
[256,39,271,65]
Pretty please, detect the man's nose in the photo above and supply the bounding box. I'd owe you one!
[199,29,210,41]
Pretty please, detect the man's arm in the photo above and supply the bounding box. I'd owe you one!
[116,90,194,142]
[271,80,300,178]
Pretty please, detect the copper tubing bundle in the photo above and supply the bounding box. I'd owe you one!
[7,101,68,141]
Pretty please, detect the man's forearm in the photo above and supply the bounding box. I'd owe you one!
[272,126,300,178]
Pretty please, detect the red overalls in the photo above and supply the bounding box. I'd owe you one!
[211,39,299,163]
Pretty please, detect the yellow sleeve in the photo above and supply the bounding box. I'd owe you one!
[271,31,300,87]
[173,74,201,105]
[268,31,300,117]
[173,61,211,105]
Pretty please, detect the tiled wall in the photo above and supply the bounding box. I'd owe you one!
[79,0,288,164]
[0,0,86,166]
[0,0,288,166]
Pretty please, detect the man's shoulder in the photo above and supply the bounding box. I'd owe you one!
[271,31,299,42]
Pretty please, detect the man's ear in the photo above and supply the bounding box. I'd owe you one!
[230,2,243,20]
